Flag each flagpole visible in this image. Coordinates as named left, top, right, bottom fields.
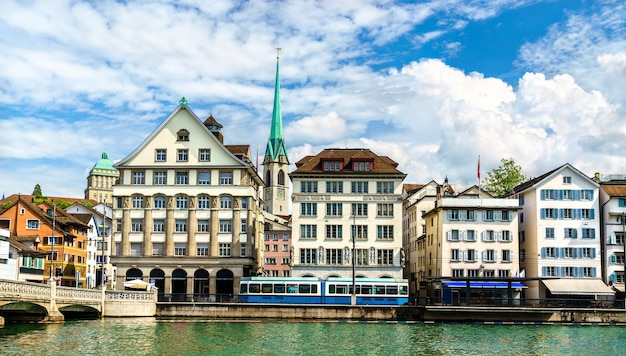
left=477, top=155, right=481, bottom=200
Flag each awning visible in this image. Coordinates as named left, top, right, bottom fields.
left=542, top=279, right=615, bottom=296
left=443, top=281, right=527, bottom=289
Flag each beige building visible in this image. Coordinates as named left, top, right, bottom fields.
left=85, top=151, right=119, bottom=205
left=111, top=99, right=264, bottom=300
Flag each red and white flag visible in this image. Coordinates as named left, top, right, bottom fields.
left=477, top=156, right=481, bottom=180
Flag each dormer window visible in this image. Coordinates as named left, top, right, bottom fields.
left=353, top=160, right=372, bottom=171
left=177, top=129, right=190, bottom=141
left=323, top=161, right=341, bottom=171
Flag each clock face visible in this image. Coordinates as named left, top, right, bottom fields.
left=265, top=189, right=271, bottom=199
left=277, top=188, right=285, bottom=200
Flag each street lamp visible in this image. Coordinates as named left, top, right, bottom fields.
left=49, top=205, right=56, bottom=282
left=351, top=214, right=356, bottom=306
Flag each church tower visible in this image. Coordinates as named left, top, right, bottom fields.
left=263, top=50, right=290, bottom=214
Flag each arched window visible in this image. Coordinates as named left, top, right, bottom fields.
left=177, top=129, right=189, bottom=141
left=220, top=196, right=232, bottom=209
left=154, top=195, right=166, bottom=209
left=265, top=170, right=271, bottom=186
left=176, top=195, right=188, bottom=209
left=278, top=170, right=285, bottom=186
left=197, top=195, right=211, bottom=209
left=132, top=195, right=144, bottom=209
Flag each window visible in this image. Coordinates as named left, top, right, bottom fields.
left=502, top=250, right=512, bottom=262
left=482, top=230, right=495, bottom=242
left=448, top=210, right=460, bottom=220
left=377, top=225, right=393, bottom=240
left=176, top=195, right=188, bottom=209
left=451, top=249, right=460, bottom=262
left=376, top=181, right=394, bottom=194
left=466, top=230, right=476, bottom=241
left=352, top=161, right=372, bottom=171
left=154, top=195, right=166, bottom=209
left=563, top=176, right=571, bottom=184
left=447, top=230, right=460, bottom=241
left=352, top=225, right=368, bottom=240
left=265, top=257, right=277, bottom=265
left=177, top=149, right=188, bottom=161
left=320, top=180, right=340, bottom=193
left=197, top=243, right=208, bottom=256
left=177, top=129, right=189, bottom=141
left=498, top=270, right=510, bottom=278
left=273, top=234, right=279, bottom=241
left=466, top=249, right=476, bottom=262
left=542, top=208, right=557, bottom=219
left=581, top=248, right=593, bottom=258
left=197, top=220, right=209, bottom=233
left=564, top=228, right=577, bottom=239
left=562, top=189, right=572, bottom=200
left=300, top=248, right=317, bottom=264
left=132, top=171, right=145, bottom=185
left=326, top=249, right=343, bottom=265
left=219, top=220, right=232, bottom=233
left=377, top=249, right=393, bottom=265
left=301, top=203, right=317, bottom=216
left=483, top=270, right=495, bottom=278
left=326, top=203, right=342, bottom=216
left=220, top=172, right=233, bottom=185
left=301, top=181, right=318, bottom=193
left=152, top=244, right=164, bottom=256
left=351, top=181, right=368, bottom=194
left=132, top=195, right=144, bottom=208
left=278, top=171, right=285, bottom=185
left=500, top=230, right=511, bottom=241
left=240, top=218, right=247, bottom=233
left=563, top=208, right=573, bottom=219
left=300, top=225, right=317, bottom=239
left=197, top=195, right=210, bottom=209
left=452, top=269, right=464, bottom=277
left=175, top=171, right=190, bottom=185
left=355, top=249, right=368, bottom=265
left=131, top=219, right=143, bottom=232
left=467, top=269, right=480, bottom=278
left=199, top=149, right=211, bottom=161
left=582, top=267, right=594, bottom=277
left=283, top=234, right=289, bottom=241
left=130, top=243, right=142, bottom=256
left=220, top=196, right=232, bottom=209
left=26, top=220, right=39, bottom=230
left=581, top=190, right=592, bottom=200
left=155, top=149, right=167, bottom=161
left=198, top=171, right=210, bottom=185
left=543, top=189, right=555, bottom=200
left=351, top=203, right=368, bottom=217
left=219, top=243, right=231, bottom=257
left=580, top=228, right=595, bottom=239
left=154, top=171, right=167, bottom=185
left=323, top=161, right=341, bottom=171
left=241, top=243, right=247, bottom=257
left=281, top=257, right=289, bottom=265
left=484, top=249, right=496, bottom=262
left=153, top=219, right=165, bottom=232
left=544, top=266, right=556, bottom=277
left=175, top=219, right=187, bottom=232
left=546, top=227, right=555, bottom=239
left=325, top=225, right=342, bottom=239
left=564, top=267, right=575, bottom=277
left=545, top=247, right=556, bottom=258
left=377, top=203, right=393, bottom=217
left=174, top=243, right=186, bottom=256
left=282, top=244, right=289, bottom=252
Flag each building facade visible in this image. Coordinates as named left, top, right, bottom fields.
left=85, top=151, right=119, bottom=205
left=597, top=176, right=626, bottom=298
left=111, top=99, right=264, bottom=300
left=510, top=164, right=613, bottom=301
left=289, top=148, right=407, bottom=279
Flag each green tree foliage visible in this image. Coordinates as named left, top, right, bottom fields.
left=32, top=184, right=43, bottom=197
left=52, top=199, right=73, bottom=209
left=481, top=158, right=528, bottom=198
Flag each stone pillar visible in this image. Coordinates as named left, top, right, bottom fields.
left=144, top=207, right=153, bottom=257
left=45, top=280, right=65, bottom=323
left=232, top=197, right=241, bottom=257
left=165, top=196, right=175, bottom=256
left=188, top=196, right=197, bottom=257
left=121, top=198, right=131, bottom=256
left=209, top=275, right=217, bottom=301
left=210, top=199, right=219, bottom=257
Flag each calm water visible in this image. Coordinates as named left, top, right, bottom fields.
left=1, top=319, right=625, bottom=355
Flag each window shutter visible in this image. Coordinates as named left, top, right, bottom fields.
left=541, top=247, right=546, bottom=258
left=610, top=233, right=616, bottom=245
left=460, top=210, right=467, bottom=220
left=590, top=209, right=595, bottom=219
left=494, top=250, right=498, bottom=261
left=560, top=267, right=566, bottom=277
left=446, top=231, right=451, bottom=241
left=540, top=209, right=546, bottom=219
left=461, top=230, right=466, bottom=241
left=609, top=254, right=616, bottom=264
left=558, top=209, right=564, bottom=219
left=591, top=248, right=596, bottom=259
left=482, top=250, right=487, bottom=262
left=473, top=211, right=478, bottom=220
left=482, top=211, right=487, bottom=220
left=573, top=229, right=578, bottom=239
left=589, top=190, right=594, bottom=200
left=447, top=210, right=452, bottom=220
left=542, top=266, right=547, bottom=276
left=573, top=190, right=580, bottom=200
left=609, top=273, right=617, bottom=283
left=592, top=267, right=597, bottom=278
left=541, top=190, right=546, bottom=200
left=463, top=250, right=468, bottom=261
left=510, top=251, right=515, bottom=261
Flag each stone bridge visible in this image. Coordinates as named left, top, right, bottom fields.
left=0, top=279, right=157, bottom=323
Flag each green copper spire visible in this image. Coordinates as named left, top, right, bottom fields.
left=264, top=49, right=289, bottom=163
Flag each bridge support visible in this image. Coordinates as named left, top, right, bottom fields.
left=45, top=280, right=65, bottom=323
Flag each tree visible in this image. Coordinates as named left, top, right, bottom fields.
left=32, top=184, right=43, bottom=197
left=481, top=158, right=528, bottom=198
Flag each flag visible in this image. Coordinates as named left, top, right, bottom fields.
left=477, top=156, right=481, bottom=180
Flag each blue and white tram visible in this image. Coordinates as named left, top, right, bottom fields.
left=324, top=278, right=409, bottom=305
left=238, top=277, right=409, bottom=305
left=238, top=277, right=323, bottom=304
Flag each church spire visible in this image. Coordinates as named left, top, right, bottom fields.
left=264, top=48, right=288, bottom=164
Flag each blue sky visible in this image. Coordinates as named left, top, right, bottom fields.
left=1, top=0, right=625, bottom=198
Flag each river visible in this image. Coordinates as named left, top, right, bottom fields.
left=1, top=319, right=624, bottom=355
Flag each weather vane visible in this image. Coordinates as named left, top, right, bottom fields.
left=276, top=47, right=281, bottom=60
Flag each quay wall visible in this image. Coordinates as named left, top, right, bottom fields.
left=156, top=303, right=626, bottom=323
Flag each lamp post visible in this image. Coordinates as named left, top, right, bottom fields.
left=100, top=199, right=108, bottom=319
left=351, top=214, right=356, bottom=306
left=49, top=205, right=56, bottom=282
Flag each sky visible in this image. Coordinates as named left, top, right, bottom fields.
left=1, top=0, right=625, bottom=198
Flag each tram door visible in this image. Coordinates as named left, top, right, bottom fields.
left=216, top=269, right=234, bottom=302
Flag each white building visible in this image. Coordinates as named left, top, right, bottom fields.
left=112, top=99, right=264, bottom=299
left=0, top=228, right=15, bottom=279
left=597, top=177, right=626, bottom=297
left=420, top=186, right=523, bottom=304
left=510, top=163, right=613, bottom=301
left=289, top=148, right=407, bottom=279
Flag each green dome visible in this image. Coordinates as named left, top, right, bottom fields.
left=93, top=152, right=117, bottom=171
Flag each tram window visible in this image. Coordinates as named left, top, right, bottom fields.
left=299, top=284, right=311, bottom=294
left=274, top=284, right=286, bottom=293
left=287, top=284, right=298, bottom=293
left=262, top=284, right=273, bottom=293
left=336, top=285, right=348, bottom=294
left=249, top=284, right=260, bottom=293
left=311, top=285, right=317, bottom=293
left=386, top=286, right=398, bottom=295
left=349, top=286, right=359, bottom=295
left=400, top=286, right=408, bottom=295
left=374, top=285, right=386, bottom=295
left=329, top=285, right=336, bottom=294
left=361, top=285, right=372, bottom=295
left=239, top=284, right=248, bottom=294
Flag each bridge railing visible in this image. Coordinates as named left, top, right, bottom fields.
left=0, top=279, right=51, bottom=300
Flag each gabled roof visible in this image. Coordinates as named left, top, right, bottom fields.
left=403, top=183, right=426, bottom=195
left=509, top=163, right=598, bottom=195
left=9, top=237, right=45, bottom=255
left=456, top=185, right=494, bottom=198
left=0, top=194, right=96, bottom=206
left=290, top=148, right=405, bottom=176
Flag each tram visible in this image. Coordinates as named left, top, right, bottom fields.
left=238, top=277, right=409, bottom=305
